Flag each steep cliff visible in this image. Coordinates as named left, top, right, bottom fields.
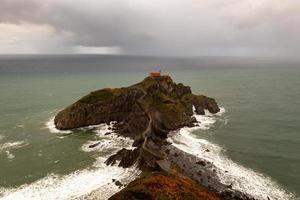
left=55, top=76, right=219, bottom=132
left=55, top=76, right=220, bottom=170
left=54, top=75, right=226, bottom=200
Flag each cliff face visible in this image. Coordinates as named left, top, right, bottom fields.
left=55, top=75, right=220, bottom=170
left=54, top=75, right=223, bottom=200
left=54, top=76, right=219, bottom=132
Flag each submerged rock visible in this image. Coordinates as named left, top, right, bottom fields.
left=88, top=142, right=101, bottom=148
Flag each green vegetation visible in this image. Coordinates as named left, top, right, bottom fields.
left=78, top=88, right=123, bottom=104
left=54, top=75, right=221, bottom=200
left=55, top=75, right=219, bottom=132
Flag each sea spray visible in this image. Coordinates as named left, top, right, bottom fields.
left=169, top=108, right=296, bottom=200
left=46, top=117, right=72, bottom=134
left=3, top=108, right=295, bottom=200
left=0, top=158, right=140, bottom=200
left=5, top=151, right=15, bottom=160
left=0, top=141, right=27, bottom=153
left=81, top=122, right=135, bottom=153
left=0, top=119, right=140, bottom=200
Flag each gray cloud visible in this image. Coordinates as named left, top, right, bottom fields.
left=0, top=0, right=299, bottom=56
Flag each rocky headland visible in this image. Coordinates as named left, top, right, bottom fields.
left=55, top=75, right=257, bottom=200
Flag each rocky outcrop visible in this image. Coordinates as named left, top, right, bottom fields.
left=193, top=95, right=220, bottom=115
left=55, top=75, right=226, bottom=199
left=55, top=76, right=219, bottom=132
left=54, top=88, right=145, bottom=131
left=55, top=75, right=220, bottom=169
left=105, top=148, right=140, bottom=168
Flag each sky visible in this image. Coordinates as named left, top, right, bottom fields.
left=0, top=0, right=299, bottom=57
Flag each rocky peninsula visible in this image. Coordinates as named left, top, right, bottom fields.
left=55, top=75, right=257, bottom=200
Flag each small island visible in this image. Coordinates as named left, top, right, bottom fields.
left=55, top=75, right=256, bottom=200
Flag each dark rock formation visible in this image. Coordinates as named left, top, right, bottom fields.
left=54, top=76, right=219, bottom=132
left=54, top=75, right=250, bottom=200
left=105, top=148, right=139, bottom=168
left=55, top=75, right=220, bottom=170
left=162, top=145, right=257, bottom=200
left=88, top=142, right=101, bottom=148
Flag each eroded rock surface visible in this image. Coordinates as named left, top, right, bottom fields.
left=55, top=76, right=219, bottom=132
left=55, top=76, right=220, bottom=170
left=55, top=76, right=253, bottom=200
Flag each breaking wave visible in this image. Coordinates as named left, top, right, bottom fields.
left=169, top=107, right=296, bottom=200
left=0, top=141, right=27, bottom=153
left=5, top=151, right=15, bottom=160
left=1, top=108, right=296, bottom=200
left=81, top=122, right=134, bottom=153
left=0, top=120, right=140, bottom=200
left=45, top=117, right=72, bottom=134
left=0, top=158, right=140, bottom=200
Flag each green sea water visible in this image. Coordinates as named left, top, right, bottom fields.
left=0, top=55, right=299, bottom=199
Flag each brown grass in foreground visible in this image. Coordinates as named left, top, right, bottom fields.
left=109, top=172, right=220, bottom=200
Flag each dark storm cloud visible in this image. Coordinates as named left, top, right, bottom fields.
left=0, top=0, right=154, bottom=47
left=0, top=0, right=300, bottom=56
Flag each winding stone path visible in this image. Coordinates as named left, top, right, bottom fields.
left=137, top=90, right=165, bottom=161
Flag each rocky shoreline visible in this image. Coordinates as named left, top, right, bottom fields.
left=55, top=75, right=261, bottom=200
left=160, top=145, right=256, bottom=200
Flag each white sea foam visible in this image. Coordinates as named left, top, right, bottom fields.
left=81, top=122, right=134, bottom=153
left=22, top=109, right=295, bottom=200
left=5, top=151, right=15, bottom=160
left=0, top=119, right=140, bottom=200
left=169, top=107, right=296, bottom=200
left=0, top=141, right=27, bottom=153
left=188, top=106, right=226, bottom=130
left=0, top=157, right=140, bottom=200
left=46, top=117, right=72, bottom=134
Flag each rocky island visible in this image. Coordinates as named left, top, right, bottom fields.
left=55, top=75, right=256, bottom=200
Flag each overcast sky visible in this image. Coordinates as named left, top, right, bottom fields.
left=0, top=0, right=299, bottom=57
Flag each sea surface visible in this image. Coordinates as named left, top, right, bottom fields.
left=0, top=55, right=299, bottom=199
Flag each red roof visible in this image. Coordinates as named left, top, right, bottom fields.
left=150, top=71, right=161, bottom=77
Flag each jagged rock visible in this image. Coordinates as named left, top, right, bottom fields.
left=105, top=148, right=139, bottom=168
left=54, top=75, right=226, bottom=200
left=196, top=160, right=207, bottom=166
left=132, top=137, right=144, bottom=147
left=193, top=95, right=220, bottom=115
left=219, top=189, right=256, bottom=200
left=115, top=180, right=123, bottom=187
left=54, top=75, right=220, bottom=170
left=88, top=142, right=101, bottom=148
left=54, top=76, right=220, bottom=133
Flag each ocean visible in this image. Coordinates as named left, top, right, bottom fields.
left=0, top=55, right=299, bottom=199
